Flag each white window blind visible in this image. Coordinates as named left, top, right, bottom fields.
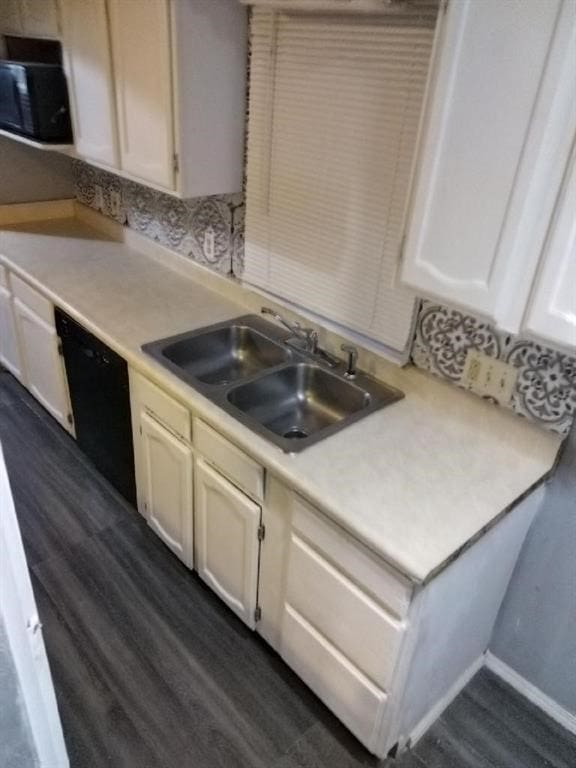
left=244, top=8, right=437, bottom=352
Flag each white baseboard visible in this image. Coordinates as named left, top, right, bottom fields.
left=406, top=654, right=486, bottom=748
left=485, top=652, right=576, bottom=735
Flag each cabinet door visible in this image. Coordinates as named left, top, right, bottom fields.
left=20, top=0, right=59, bottom=37
left=195, top=458, right=261, bottom=629
left=140, top=411, right=193, bottom=567
left=13, top=299, right=71, bottom=430
left=401, top=0, right=575, bottom=333
left=60, top=0, right=118, bottom=167
left=0, top=287, right=25, bottom=382
left=523, top=149, right=576, bottom=352
left=108, top=0, right=174, bottom=189
left=0, top=0, right=23, bottom=34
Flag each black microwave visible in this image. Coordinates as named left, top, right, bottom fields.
left=0, top=61, right=73, bottom=143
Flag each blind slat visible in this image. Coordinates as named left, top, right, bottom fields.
left=244, top=8, right=436, bottom=351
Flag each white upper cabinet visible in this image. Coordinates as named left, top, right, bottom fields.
left=0, top=0, right=59, bottom=37
left=401, top=0, right=576, bottom=342
left=61, top=0, right=247, bottom=196
left=19, top=0, right=59, bottom=37
left=523, top=149, right=576, bottom=352
left=107, top=0, right=174, bottom=189
left=0, top=0, right=23, bottom=34
left=60, top=0, right=118, bottom=168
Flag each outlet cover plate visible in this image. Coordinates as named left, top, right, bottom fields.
left=462, top=349, right=518, bottom=405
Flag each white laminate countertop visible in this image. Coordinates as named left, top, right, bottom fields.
left=0, top=210, right=562, bottom=584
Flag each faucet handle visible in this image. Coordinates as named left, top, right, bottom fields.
left=341, top=344, right=358, bottom=379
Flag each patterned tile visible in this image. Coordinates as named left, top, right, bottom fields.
left=411, top=300, right=576, bottom=435
left=73, top=160, right=241, bottom=275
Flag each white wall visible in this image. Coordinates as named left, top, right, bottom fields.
left=0, top=137, right=74, bottom=205
left=491, top=423, right=576, bottom=715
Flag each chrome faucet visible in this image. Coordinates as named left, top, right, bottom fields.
left=261, top=307, right=318, bottom=353
left=261, top=307, right=341, bottom=367
left=341, top=344, right=358, bottom=379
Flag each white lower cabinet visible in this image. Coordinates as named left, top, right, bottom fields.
left=194, top=457, right=261, bottom=629
left=0, top=284, right=24, bottom=382
left=12, top=297, right=71, bottom=431
left=140, top=410, right=193, bottom=567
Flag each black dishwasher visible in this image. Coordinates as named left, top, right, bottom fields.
left=55, top=308, right=136, bottom=506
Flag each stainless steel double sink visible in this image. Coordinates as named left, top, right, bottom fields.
left=142, top=315, right=403, bottom=453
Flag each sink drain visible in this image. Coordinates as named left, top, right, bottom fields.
left=283, top=427, right=308, bottom=440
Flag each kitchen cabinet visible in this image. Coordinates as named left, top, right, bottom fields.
left=0, top=270, right=24, bottom=381
left=0, top=0, right=23, bottom=35
left=523, top=148, right=576, bottom=352
left=0, top=0, right=59, bottom=37
left=61, top=0, right=247, bottom=196
left=13, top=299, right=71, bottom=429
left=195, top=458, right=262, bottom=629
left=107, top=0, right=173, bottom=188
left=60, top=0, right=118, bottom=168
left=401, top=0, right=576, bottom=347
left=10, top=274, right=72, bottom=431
left=140, top=410, right=194, bottom=567
left=257, top=477, right=543, bottom=757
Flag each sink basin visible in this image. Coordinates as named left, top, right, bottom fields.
left=227, top=362, right=400, bottom=451
left=142, top=317, right=291, bottom=386
left=142, top=315, right=404, bottom=452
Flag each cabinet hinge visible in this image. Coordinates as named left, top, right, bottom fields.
left=139, top=425, right=142, bottom=436
left=173, top=153, right=179, bottom=174
left=67, top=413, right=73, bottom=426
left=57, top=341, right=63, bottom=356
left=257, top=524, right=266, bottom=542
left=254, top=606, right=262, bottom=623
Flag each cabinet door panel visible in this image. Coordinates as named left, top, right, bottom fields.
left=60, top=0, right=118, bottom=167
left=281, top=605, right=387, bottom=751
left=401, top=0, right=573, bottom=332
left=20, top=0, right=59, bottom=37
left=0, top=287, right=24, bottom=382
left=195, top=458, right=260, bottom=629
left=108, top=0, right=174, bottom=188
left=141, top=411, right=193, bottom=567
left=524, top=149, right=576, bottom=351
left=14, top=299, right=71, bottom=430
left=0, top=0, right=22, bottom=34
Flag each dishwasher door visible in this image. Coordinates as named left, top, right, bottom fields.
left=55, top=309, right=136, bottom=506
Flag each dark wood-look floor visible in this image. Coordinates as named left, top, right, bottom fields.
left=1, top=369, right=575, bottom=768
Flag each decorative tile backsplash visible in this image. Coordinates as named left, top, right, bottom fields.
left=73, top=160, right=245, bottom=276
left=412, top=300, right=576, bottom=435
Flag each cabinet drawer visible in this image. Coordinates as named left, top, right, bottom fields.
left=281, top=605, right=387, bottom=750
left=293, top=495, right=412, bottom=619
left=0, top=265, right=8, bottom=288
left=286, top=534, right=404, bottom=692
left=194, top=418, right=264, bottom=500
left=133, top=372, right=191, bottom=442
left=10, top=274, right=53, bottom=325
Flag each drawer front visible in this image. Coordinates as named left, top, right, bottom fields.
left=293, top=495, right=412, bottom=619
left=0, top=265, right=8, bottom=288
left=10, top=273, right=53, bottom=325
left=286, top=534, right=404, bottom=691
left=194, top=418, right=264, bottom=500
left=281, top=605, right=386, bottom=750
left=134, top=372, right=191, bottom=442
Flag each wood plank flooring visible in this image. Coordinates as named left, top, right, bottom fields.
left=1, top=370, right=575, bottom=768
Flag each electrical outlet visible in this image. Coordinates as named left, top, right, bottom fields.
left=462, top=349, right=518, bottom=405
left=109, top=189, right=122, bottom=219
left=94, top=184, right=104, bottom=212
left=203, top=227, right=216, bottom=262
